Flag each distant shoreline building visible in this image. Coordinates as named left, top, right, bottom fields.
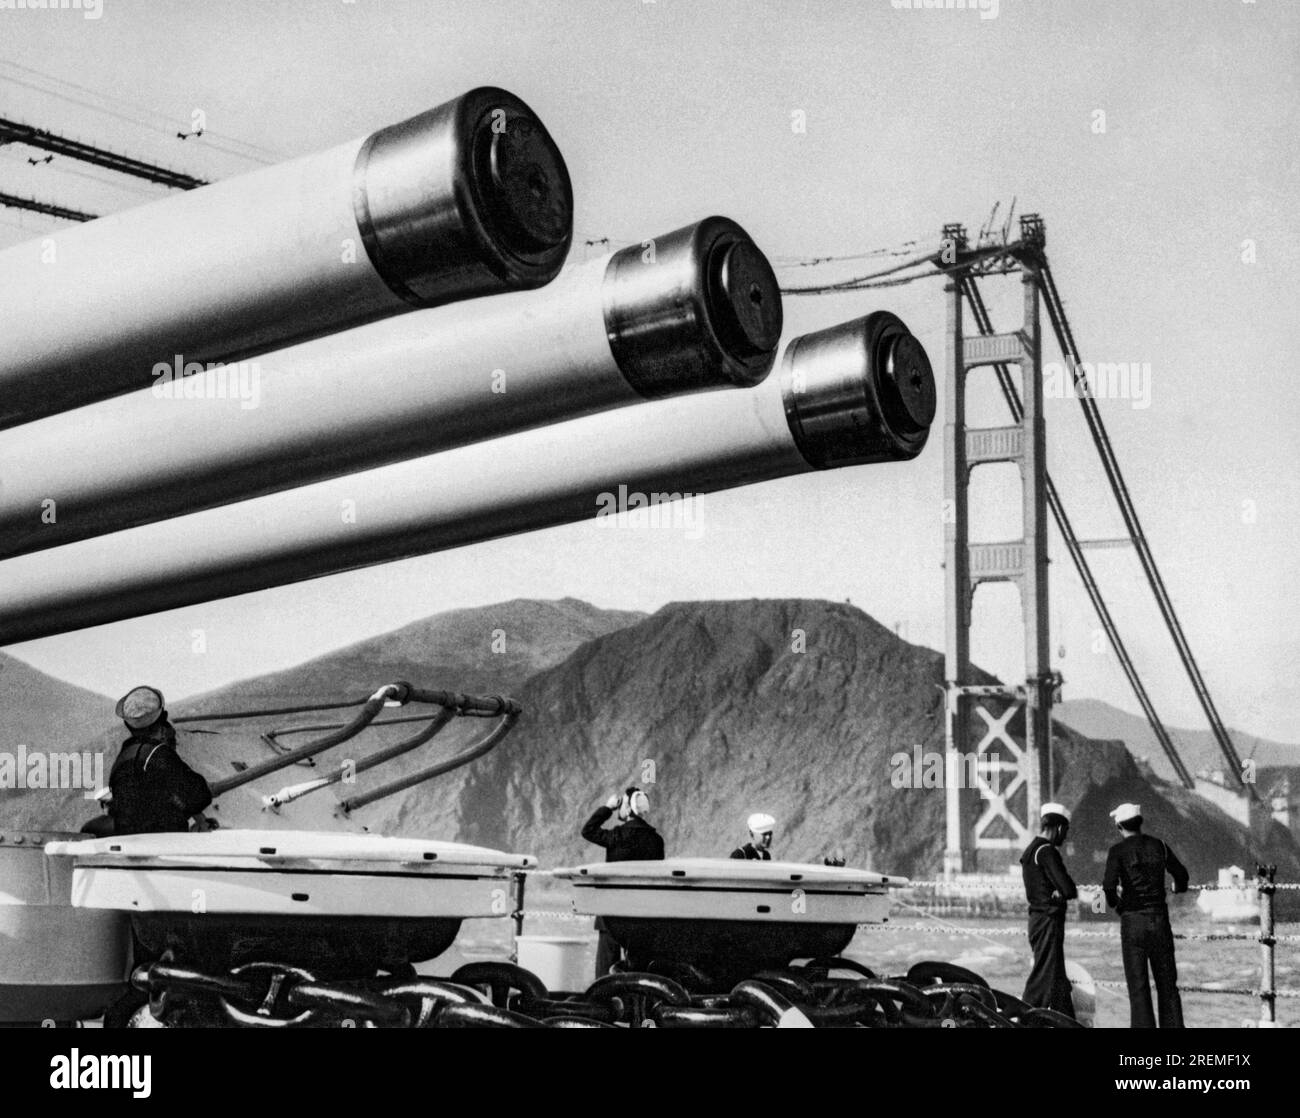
left=1193, top=768, right=1251, bottom=828
left=1192, top=767, right=1300, bottom=839
left=1267, top=774, right=1299, bottom=841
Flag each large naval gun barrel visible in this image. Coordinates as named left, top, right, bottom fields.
left=0, top=87, right=572, bottom=429
left=0, top=312, right=935, bottom=645
left=0, top=218, right=780, bottom=558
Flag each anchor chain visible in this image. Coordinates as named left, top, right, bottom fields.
left=126, top=956, right=1087, bottom=1029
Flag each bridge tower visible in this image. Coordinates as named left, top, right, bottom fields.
left=941, top=217, right=1057, bottom=875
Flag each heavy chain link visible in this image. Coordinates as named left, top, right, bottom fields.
left=128, top=957, right=1088, bottom=1029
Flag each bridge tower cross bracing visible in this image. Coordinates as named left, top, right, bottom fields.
left=942, top=218, right=1056, bottom=876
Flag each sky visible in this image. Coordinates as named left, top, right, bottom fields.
left=2, top=1, right=1297, bottom=743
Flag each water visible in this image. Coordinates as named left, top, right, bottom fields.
left=845, top=916, right=1297, bottom=1029
left=457, top=880, right=1297, bottom=1028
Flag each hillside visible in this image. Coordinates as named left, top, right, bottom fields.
left=0, top=653, right=116, bottom=832
left=1057, top=697, right=1300, bottom=781
left=449, top=600, right=1300, bottom=880
left=0, top=652, right=112, bottom=752
left=177, top=597, right=645, bottom=715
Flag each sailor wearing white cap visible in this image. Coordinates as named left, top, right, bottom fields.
left=731, top=812, right=777, bottom=860
left=581, top=785, right=665, bottom=976
left=1103, top=802, right=1189, bottom=1028
left=1019, top=800, right=1078, bottom=1018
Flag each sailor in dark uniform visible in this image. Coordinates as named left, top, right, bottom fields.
left=88, top=686, right=214, bottom=1028
left=581, top=787, right=664, bottom=975
left=730, top=813, right=776, bottom=860
left=84, top=685, right=212, bottom=837
left=1103, top=802, right=1189, bottom=1028
left=1020, top=801, right=1078, bottom=1018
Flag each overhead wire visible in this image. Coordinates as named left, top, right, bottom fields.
left=0, top=57, right=283, bottom=166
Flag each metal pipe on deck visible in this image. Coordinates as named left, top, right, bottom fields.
left=0, top=87, right=572, bottom=428
left=205, top=685, right=519, bottom=797
left=338, top=709, right=521, bottom=814
left=0, top=218, right=781, bottom=557
left=261, top=708, right=458, bottom=810
left=207, top=684, right=402, bottom=797
left=0, top=312, right=935, bottom=645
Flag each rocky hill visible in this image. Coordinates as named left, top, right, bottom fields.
left=449, top=600, right=1300, bottom=881
left=177, top=597, right=645, bottom=715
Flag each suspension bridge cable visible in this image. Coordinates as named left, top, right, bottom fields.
left=0, top=147, right=161, bottom=197
left=0, top=117, right=208, bottom=190
left=779, top=241, right=1014, bottom=296
left=960, top=272, right=1195, bottom=789
left=772, top=242, right=922, bottom=267
left=1036, top=259, right=1248, bottom=791
left=779, top=251, right=938, bottom=294
left=0, top=190, right=95, bottom=222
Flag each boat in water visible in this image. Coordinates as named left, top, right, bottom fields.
left=1196, top=866, right=1261, bottom=924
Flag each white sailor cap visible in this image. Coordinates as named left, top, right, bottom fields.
left=1110, top=802, right=1141, bottom=824
left=1040, top=802, right=1070, bottom=821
